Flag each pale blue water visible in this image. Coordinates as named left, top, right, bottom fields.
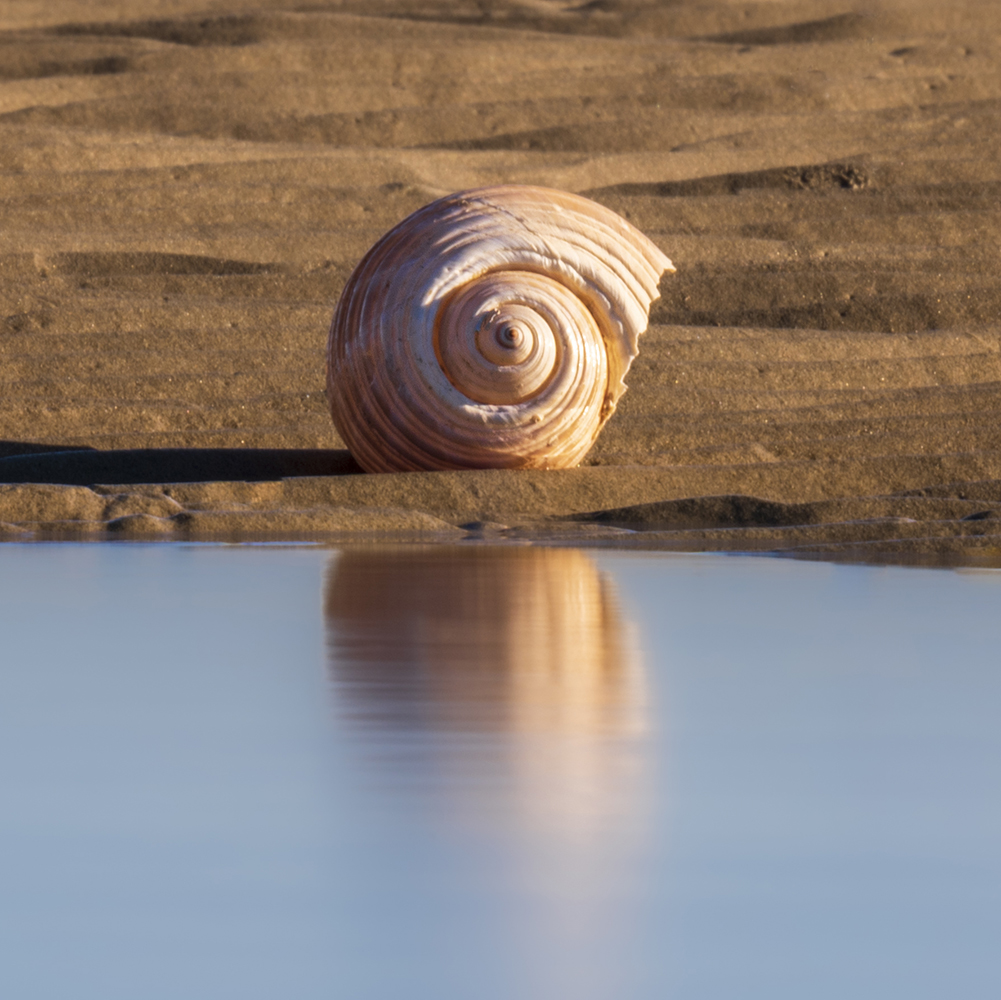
left=0, top=544, right=999, bottom=999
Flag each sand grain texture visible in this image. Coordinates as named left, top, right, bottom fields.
left=1, top=0, right=999, bottom=559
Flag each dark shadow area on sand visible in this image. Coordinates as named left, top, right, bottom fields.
left=0, top=444, right=362, bottom=485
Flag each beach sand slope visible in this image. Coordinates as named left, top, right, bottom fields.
left=1, top=0, right=999, bottom=560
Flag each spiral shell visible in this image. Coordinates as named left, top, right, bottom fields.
left=327, top=185, right=673, bottom=473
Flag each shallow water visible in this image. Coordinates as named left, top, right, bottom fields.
left=1, top=544, right=999, bottom=1000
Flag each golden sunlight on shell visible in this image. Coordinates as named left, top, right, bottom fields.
left=326, top=185, right=674, bottom=473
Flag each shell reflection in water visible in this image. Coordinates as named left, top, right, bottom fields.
left=324, top=547, right=650, bottom=990
left=327, top=185, right=674, bottom=472
left=325, top=547, right=647, bottom=846
left=324, top=546, right=645, bottom=742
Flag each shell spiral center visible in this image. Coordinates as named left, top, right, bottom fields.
left=434, top=271, right=599, bottom=406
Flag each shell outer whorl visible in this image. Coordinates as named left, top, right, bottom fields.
left=327, top=185, right=674, bottom=473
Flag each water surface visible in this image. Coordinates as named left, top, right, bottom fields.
left=1, top=544, right=999, bottom=999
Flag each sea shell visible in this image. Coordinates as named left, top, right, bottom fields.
left=326, top=185, right=674, bottom=473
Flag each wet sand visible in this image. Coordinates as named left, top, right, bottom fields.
left=1, top=0, right=999, bottom=560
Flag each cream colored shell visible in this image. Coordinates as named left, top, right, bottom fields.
left=326, top=185, right=673, bottom=473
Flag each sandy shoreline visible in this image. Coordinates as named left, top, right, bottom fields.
left=1, top=0, right=999, bottom=561
left=3, top=467, right=1000, bottom=566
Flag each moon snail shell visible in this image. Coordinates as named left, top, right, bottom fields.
left=326, top=185, right=674, bottom=473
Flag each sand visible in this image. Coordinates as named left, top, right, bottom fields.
left=1, top=0, right=999, bottom=562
